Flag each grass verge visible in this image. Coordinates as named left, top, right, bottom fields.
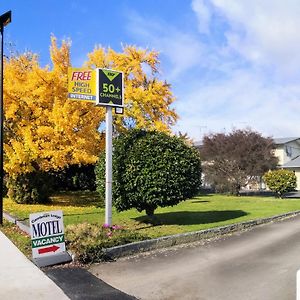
left=4, top=192, right=300, bottom=238
left=0, top=220, right=31, bottom=258
left=3, top=192, right=300, bottom=263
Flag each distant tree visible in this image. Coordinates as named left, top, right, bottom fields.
left=4, top=38, right=104, bottom=177
left=95, top=129, right=202, bottom=216
left=200, top=129, right=278, bottom=195
left=263, top=169, right=296, bottom=198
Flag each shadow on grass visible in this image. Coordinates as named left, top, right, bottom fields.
left=63, top=212, right=101, bottom=217
left=239, top=190, right=275, bottom=197
left=134, top=210, right=248, bottom=226
left=191, top=200, right=210, bottom=204
left=50, top=191, right=104, bottom=208
left=20, top=211, right=102, bottom=222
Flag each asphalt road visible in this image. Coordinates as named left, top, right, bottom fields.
left=45, top=267, right=137, bottom=300
left=90, top=215, right=300, bottom=300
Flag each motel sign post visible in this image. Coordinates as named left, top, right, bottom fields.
left=68, top=67, right=124, bottom=226
left=96, top=68, right=124, bottom=226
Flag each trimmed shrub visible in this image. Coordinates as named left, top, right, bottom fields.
left=65, top=223, right=148, bottom=263
left=263, top=169, right=297, bottom=198
left=95, top=129, right=202, bottom=216
left=6, top=164, right=96, bottom=204
left=7, top=172, right=53, bottom=204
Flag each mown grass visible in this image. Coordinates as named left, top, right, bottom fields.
left=4, top=192, right=300, bottom=238
left=0, top=220, right=31, bottom=257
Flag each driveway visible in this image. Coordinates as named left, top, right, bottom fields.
left=90, top=215, right=300, bottom=300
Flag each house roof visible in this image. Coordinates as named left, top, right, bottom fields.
left=194, top=140, right=203, bottom=148
left=274, top=137, right=300, bottom=145
left=194, top=137, right=300, bottom=148
left=282, top=155, right=300, bottom=168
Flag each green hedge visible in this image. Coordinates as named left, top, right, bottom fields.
left=7, top=172, right=53, bottom=204
left=96, top=129, right=202, bottom=216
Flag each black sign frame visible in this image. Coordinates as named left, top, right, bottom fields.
left=96, top=68, right=124, bottom=107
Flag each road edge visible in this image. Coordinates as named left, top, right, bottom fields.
left=103, top=210, right=300, bottom=259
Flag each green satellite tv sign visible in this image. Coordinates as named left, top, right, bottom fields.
left=96, top=68, right=124, bottom=107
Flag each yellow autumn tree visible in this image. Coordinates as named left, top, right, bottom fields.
left=4, top=37, right=104, bottom=177
left=85, top=45, right=177, bottom=133
left=4, top=37, right=177, bottom=178
left=3, top=37, right=177, bottom=203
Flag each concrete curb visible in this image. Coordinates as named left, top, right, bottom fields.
left=5, top=209, right=300, bottom=260
left=3, top=211, right=30, bottom=235
left=103, top=210, right=300, bottom=259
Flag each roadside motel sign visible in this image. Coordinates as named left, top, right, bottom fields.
left=67, top=67, right=124, bottom=226
left=30, top=210, right=66, bottom=260
left=68, top=68, right=97, bottom=102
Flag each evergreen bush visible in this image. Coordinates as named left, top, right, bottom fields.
left=7, top=172, right=53, bottom=204
left=263, top=169, right=297, bottom=198
left=95, top=129, right=202, bottom=216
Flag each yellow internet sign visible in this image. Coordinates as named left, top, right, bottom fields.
left=68, top=68, right=96, bottom=102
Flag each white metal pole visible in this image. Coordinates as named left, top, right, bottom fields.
left=105, top=106, right=113, bottom=226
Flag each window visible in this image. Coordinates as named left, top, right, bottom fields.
left=285, top=145, right=292, bottom=157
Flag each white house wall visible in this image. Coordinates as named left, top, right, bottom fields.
left=294, top=169, right=300, bottom=190
left=275, top=140, right=300, bottom=166
left=274, top=147, right=285, bottom=166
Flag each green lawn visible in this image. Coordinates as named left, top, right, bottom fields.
left=0, top=220, right=31, bottom=257
left=4, top=192, right=300, bottom=238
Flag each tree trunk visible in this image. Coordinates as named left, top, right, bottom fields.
left=145, top=205, right=155, bottom=216
left=233, top=183, right=241, bottom=196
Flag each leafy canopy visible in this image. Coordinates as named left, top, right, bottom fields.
left=263, top=169, right=296, bottom=198
left=85, top=45, right=177, bottom=132
left=4, top=37, right=177, bottom=177
left=95, top=129, right=202, bottom=216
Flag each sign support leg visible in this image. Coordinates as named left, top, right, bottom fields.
left=105, top=106, right=113, bottom=226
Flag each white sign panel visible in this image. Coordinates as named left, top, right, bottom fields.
left=29, top=210, right=65, bottom=259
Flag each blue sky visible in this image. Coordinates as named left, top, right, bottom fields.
left=2, top=1, right=300, bottom=140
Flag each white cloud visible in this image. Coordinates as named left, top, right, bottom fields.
left=125, top=12, right=204, bottom=80
left=126, top=3, right=300, bottom=141
left=173, top=69, right=300, bottom=140
left=191, top=0, right=212, bottom=34
left=193, top=0, right=300, bottom=78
